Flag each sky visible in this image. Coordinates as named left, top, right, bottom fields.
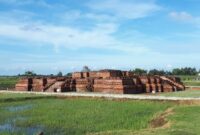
left=0, top=0, right=200, bottom=75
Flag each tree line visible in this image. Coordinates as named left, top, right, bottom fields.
left=17, top=67, right=200, bottom=77
left=18, top=66, right=91, bottom=77
left=18, top=71, right=71, bottom=77
left=131, top=67, right=199, bottom=76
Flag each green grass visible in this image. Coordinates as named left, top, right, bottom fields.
left=158, top=90, right=200, bottom=98
left=102, top=104, right=200, bottom=135
left=0, top=93, right=172, bottom=135
left=1, top=93, right=200, bottom=135
left=0, top=77, right=19, bottom=89
left=183, top=81, right=200, bottom=86
left=176, top=75, right=199, bottom=81
left=168, top=105, right=200, bottom=134
left=173, top=75, right=200, bottom=86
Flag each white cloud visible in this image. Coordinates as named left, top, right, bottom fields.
left=62, top=10, right=115, bottom=22
left=166, top=64, right=173, bottom=69
left=1, top=1, right=200, bottom=74
left=169, top=11, right=193, bottom=21
left=61, top=10, right=82, bottom=21
left=0, top=0, right=52, bottom=7
left=0, top=0, right=160, bottom=56
left=58, top=0, right=161, bottom=25
left=0, top=1, right=152, bottom=54
left=84, top=13, right=115, bottom=22
left=0, top=10, right=36, bottom=23
left=0, top=0, right=29, bottom=4
left=169, top=11, right=200, bottom=27
left=87, top=0, right=161, bottom=19
left=0, top=21, right=150, bottom=54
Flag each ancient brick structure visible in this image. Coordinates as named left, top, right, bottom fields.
left=15, top=78, right=32, bottom=91
left=15, top=69, right=185, bottom=94
left=75, top=78, right=94, bottom=92
left=32, top=78, right=47, bottom=92
left=93, top=78, right=143, bottom=94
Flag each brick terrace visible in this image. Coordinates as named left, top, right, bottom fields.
left=15, top=69, right=185, bottom=94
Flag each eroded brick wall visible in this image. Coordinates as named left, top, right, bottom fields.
left=32, top=78, right=47, bottom=92
left=15, top=70, right=184, bottom=94
left=15, top=78, right=32, bottom=91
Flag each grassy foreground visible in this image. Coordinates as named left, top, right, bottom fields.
left=183, top=81, right=200, bottom=86
left=0, top=93, right=200, bottom=135
left=158, top=90, right=200, bottom=98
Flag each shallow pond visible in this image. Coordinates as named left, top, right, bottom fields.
left=0, top=123, right=44, bottom=134
left=6, top=104, right=33, bottom=112
left=0, top=104, right=44, bottom=134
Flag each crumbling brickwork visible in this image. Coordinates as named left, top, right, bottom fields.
left=75, top=78, right=94, bottom=92
left=15, top=78, right=32, bottom=91
left=32, top=78, right=47, bottom=92
left=15, top=69, right=185, bottom=94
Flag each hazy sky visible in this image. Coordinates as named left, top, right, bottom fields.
left=0, top=0, right=200, bottom=75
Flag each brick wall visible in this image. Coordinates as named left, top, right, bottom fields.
left=15, top=70, right=184, bottom=94
left=72, top=72, right=83, bottom=78
left=93, top=78, right=144, bottom=94
left=15, top=78, right=32, bottom=91
left=32, top=78, right=47, bottom=92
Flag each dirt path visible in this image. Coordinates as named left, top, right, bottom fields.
left=1, top=90, right=200, bottom=101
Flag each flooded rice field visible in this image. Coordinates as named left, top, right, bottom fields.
left=0, top=99, right=66, bottom=135
left=0, top=104, right=43, bottom=135
left=0, top=104, right=44, bottom=134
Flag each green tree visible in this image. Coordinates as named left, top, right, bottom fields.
left=132, top=68, right=147, bottom=75
left=24, top=71, right=36, bottom=76
left=172, top=67, right=197, bottom=75
left=82, top=66, right=91, bottom=72
left=57, top=71, right=63, bottom=77
left=50, top=74, right=54, bottom=77
left=148, top=69, right=166, bottom=75
left=65, top=73, right=72, bottom=77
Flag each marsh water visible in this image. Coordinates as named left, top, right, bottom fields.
left=6, top=104, right=33, bottom=112
left=0, top=104, right=44, bottom=134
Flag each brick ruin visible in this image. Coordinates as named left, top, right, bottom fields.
left=15, top=77, right=72, bottom=92
left=15, top=69, right=185, bottom=94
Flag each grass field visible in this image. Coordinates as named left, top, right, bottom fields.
left=176, top=75, right=200, bottom=86
left=157, top=90, right=200, bottom=98
left=0, top=77, right=19, bottom=89
left=0, top=93, right=200, bottom=135
left=183, top=81, right=200, bottom=86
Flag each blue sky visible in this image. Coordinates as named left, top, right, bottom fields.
left=0, top=0, right=200, bottom=75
